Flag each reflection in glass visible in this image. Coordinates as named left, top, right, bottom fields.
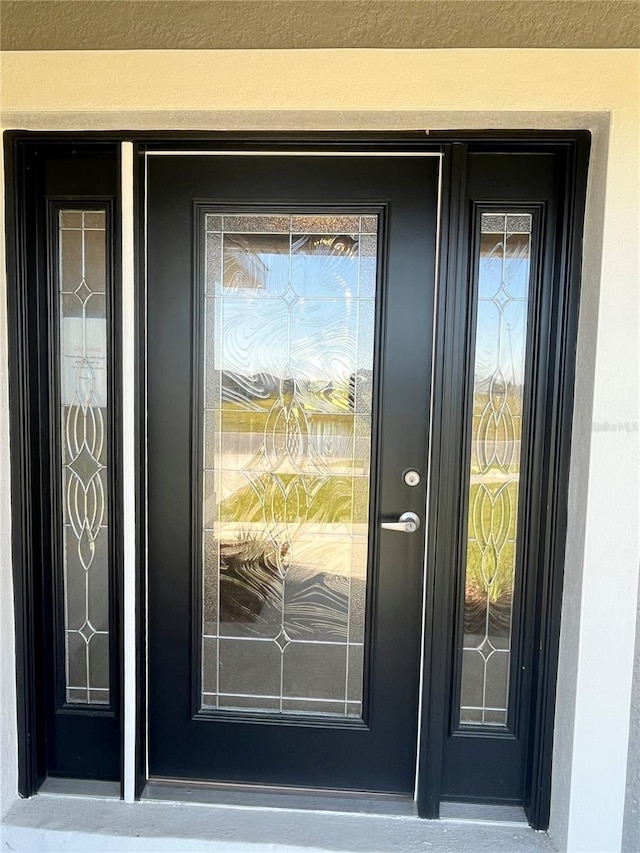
left=201, top=213, right=378, bottom=717
left=460, top=212, right=533, bottom=727
left=58, top=209, right=110, bottom=705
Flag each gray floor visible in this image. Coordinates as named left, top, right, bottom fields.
left=2, top=792, right=558, bottom=853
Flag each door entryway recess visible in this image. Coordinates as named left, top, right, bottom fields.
left=5, top=132, right=589, bottom=829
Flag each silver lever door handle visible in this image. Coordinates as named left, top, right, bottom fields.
left=380, top=511, right=420, bottom=533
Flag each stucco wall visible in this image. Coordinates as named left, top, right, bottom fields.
left=1, top=48, right=639, bottom=853
left=623, top=590, right=640, bottom=851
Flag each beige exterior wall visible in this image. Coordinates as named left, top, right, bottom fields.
left=1, top=48, right=639, bottom=853
left=0, top=48, right=636, bottom=117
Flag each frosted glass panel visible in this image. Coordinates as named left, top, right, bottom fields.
left=58, top=209, right=110, bottom=706
left=201, top=213, right=378, bottom=717
left=460, top=212, right=533, bottom=727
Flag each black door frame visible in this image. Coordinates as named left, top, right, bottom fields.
left=4, top=130, right=590, bottom=829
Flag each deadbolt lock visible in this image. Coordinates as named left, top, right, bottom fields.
left=403, top=469, right=421, bottom=487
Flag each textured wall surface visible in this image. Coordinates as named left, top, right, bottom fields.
left=0, top=0, right=639, bottom=50
left=623, top=591, right=640, bottom=852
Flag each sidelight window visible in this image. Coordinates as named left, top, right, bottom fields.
left=460, top=212, right=534, bottom=727
left=56, top=207, right=111, bottom=706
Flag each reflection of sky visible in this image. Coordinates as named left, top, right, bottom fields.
left=217, top=246, right=372, bottom=381
left=475, top=243, right=531, bottom=387
left=212, top=238, right=532, bottom=386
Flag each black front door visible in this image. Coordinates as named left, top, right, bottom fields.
left=145, top=152, right=440, bottom=792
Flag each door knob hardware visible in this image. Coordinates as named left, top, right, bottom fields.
left=380, top=511, right=421, bottom=533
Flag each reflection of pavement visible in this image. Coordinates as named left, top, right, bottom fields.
left=460, top=633, right=510, bottom=725
left=215, top=455, right=368, bottom=482
left=469, top=472, right=520, bottom=485
left=470, top=441, right=521, bottom=464
left=211, top=521, right=370, bottom=579
left=217, top=450, right=364, bottom=478
left=204, top=540, right=367, bottom=706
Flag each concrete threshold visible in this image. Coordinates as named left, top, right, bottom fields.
left=1, top=793, right=557, bottom=853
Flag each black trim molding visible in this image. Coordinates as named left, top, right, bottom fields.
left=5, top=138, right=123, bottom=790
left=417, top=136, right=590, bottom=829
left=4, top=131, right=589, bottom=830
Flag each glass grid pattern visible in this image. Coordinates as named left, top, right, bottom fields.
left=460, top=212, right=533, bottom=727
left=201, top=213, right=378, bottom=717
left=58, top=210, right=110, bottom=705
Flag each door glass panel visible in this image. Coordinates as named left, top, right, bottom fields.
left=58, top=209, right=110, bottom=705
left=201, top=213, right=378, bottom=717
left=460, top=212, right=533, bottom=727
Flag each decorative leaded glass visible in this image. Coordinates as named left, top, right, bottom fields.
left=460, top=212, right=533, bottom=727
left=58, top=209, right=110, bottom=705
left=201, top=213, right=378, bottom=717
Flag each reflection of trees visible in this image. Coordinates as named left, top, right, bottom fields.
left=220, top=473, right=368, bottom=525
left=470, top=384, right=523, bottom=476
left=465, top=377, right=523, bottom=637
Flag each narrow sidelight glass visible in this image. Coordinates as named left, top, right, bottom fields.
left=201, top=213, right=378, bottom=717
left=58, top=209, right=110, bottom=705
left=460, top=212, right=533, bottom=726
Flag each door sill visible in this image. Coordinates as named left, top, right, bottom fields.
left=440, top=801, right=528, bottom=826
left=143, top=778, right=418, bottom=816
left=39, top=776, right=121, bottom=799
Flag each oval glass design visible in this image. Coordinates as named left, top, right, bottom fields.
left=58, top=209, right=110, bottom=705
left=459, top=212, right=533, bottom=727
left=201, top=213, right=378, bottom=717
